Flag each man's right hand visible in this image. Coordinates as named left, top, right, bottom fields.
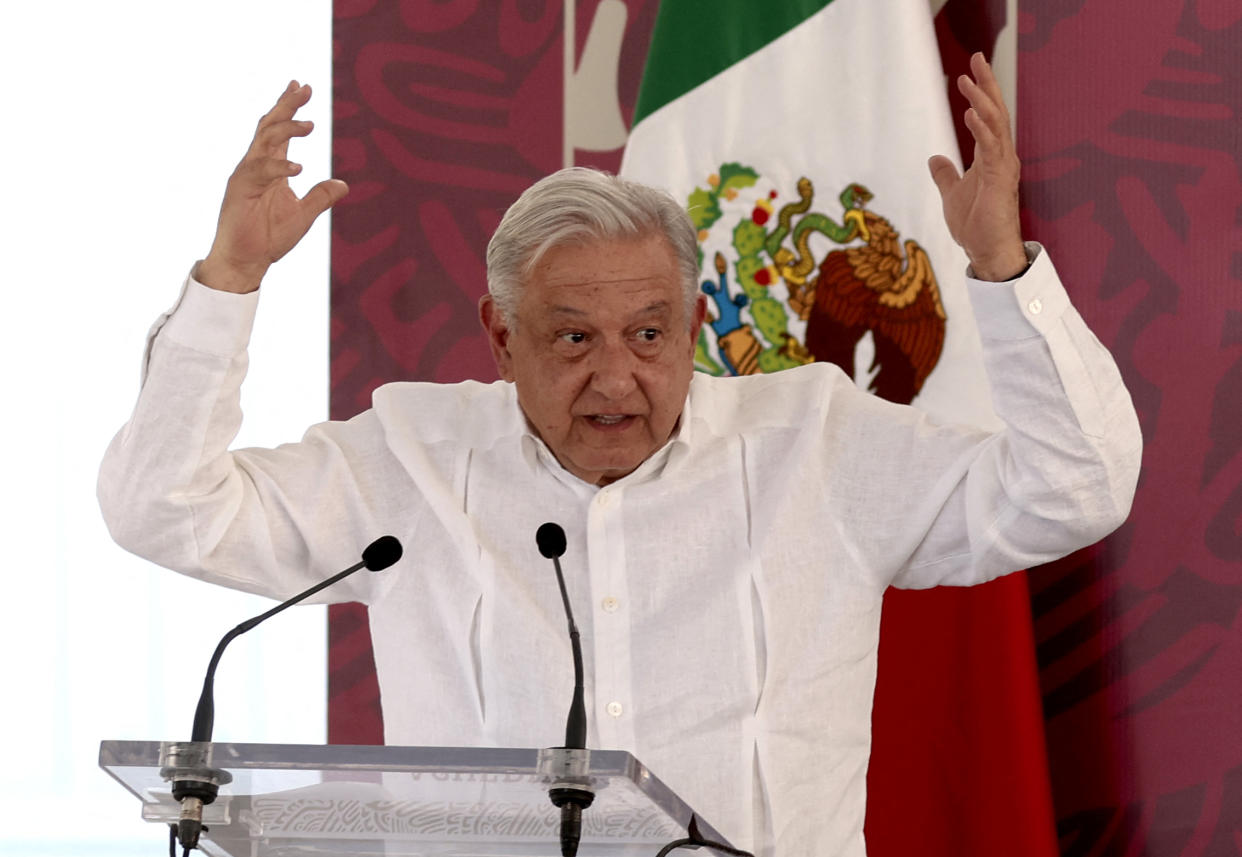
left=197, top=81, right=348, bottom=294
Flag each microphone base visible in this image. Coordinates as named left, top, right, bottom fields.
left=176, top=796, right=206, bottom=850
left=161, top=742, right=232, bottom=853
left=549, top=787, right=595, bottom=857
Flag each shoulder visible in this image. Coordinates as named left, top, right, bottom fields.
left=370, top=379, right=524, bottom=449
left=688, top=362, right=872, bottom=436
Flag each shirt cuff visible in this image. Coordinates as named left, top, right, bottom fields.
left=965, top=242, right=1071, bottom=341
left=159, top=266, right=260, bottom=357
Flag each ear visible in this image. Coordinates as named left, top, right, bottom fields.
left=688, top=293, right=707, bottom=349
left=479, top=295, right=516, bottom=381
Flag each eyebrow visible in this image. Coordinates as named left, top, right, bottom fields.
left=545, top=301, right=672, bottom=319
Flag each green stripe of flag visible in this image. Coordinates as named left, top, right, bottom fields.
left=632, top=0, right=835, bottom=126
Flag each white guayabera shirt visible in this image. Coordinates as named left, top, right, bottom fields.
left=99, top=246, right=1141, bottom=857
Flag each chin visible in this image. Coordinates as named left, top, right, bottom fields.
left=574, top=452, right=646, bottom=485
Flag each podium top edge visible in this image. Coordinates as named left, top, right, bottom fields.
left=98, top=740, right=644, bottom=776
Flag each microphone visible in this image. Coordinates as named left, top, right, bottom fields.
left=171, top=536, right=402, bottom=852
left=535, top=522, right=567, bottom=560
left=536, top=522, right=593, bottom=857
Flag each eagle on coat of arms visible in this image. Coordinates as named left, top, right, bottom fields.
left=689, top=165, right=946, bottom=406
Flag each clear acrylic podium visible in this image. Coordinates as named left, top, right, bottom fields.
left=99, top=741, right=727, bottom=856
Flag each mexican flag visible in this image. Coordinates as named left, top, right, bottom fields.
left=620, top=2, right=1058, bottom=856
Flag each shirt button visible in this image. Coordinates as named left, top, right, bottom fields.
left=601, top=596, right=619, bottom=613
left=597, top=491, right=613, bottom=508
left=606, top=701, right=624, bottom=718
left=1028, top=298, right=1043, bottom=315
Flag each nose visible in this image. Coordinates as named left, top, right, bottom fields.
left=588, top=337, right=639, bottom=400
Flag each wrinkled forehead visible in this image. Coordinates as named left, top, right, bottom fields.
left=518, top=236, right=688, bottom=323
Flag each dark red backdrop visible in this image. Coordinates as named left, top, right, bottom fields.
left=1017, top=2, right=1242, bottom=854
left=327, top=2, right=1242, bottom=854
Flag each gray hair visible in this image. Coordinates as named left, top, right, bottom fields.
left=485, top=167, right=700, bottom=323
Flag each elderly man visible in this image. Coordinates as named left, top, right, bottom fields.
left=99, top=55, right=1140, bottom=857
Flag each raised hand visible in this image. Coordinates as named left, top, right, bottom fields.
left=928, top=53, right=1026, bottom=282
left=198, top=82, right=348, bottom=294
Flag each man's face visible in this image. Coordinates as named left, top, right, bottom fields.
left=480, top=234, right=705, bottom=486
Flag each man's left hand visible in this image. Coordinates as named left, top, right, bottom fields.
left=928, top=52, right=1027, bottom=282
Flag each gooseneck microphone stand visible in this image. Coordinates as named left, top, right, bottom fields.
left=169, top=536, right=403, bottom=854
left=536, top=522, right=594, bottom=857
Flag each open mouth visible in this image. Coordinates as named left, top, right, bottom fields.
left=589, top=414, right=631, bottom=427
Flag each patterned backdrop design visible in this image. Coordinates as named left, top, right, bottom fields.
left=1017, top=1, right=1242, bottom=854
left=329, top=0, right=1242, bottom=853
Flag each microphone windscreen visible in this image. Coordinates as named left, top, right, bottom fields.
left=536, top=522, right=567, bottom=559
left=362, top=535, right=403, bottom=571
